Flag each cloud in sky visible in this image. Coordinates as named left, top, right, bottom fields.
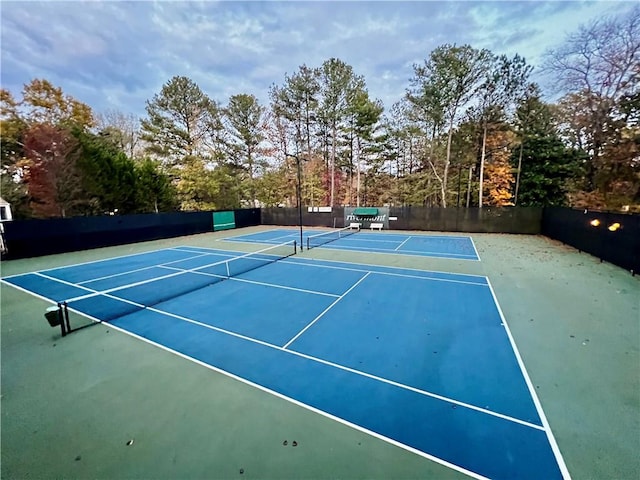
left=0, top=1, right=634, bottom=118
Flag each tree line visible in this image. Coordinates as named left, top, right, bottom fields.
left=1, top=6, right=638, bottom=219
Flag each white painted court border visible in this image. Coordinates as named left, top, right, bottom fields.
left=223, top=228, right=481, bottom=261
left=1, top=246, right=569, bottom=479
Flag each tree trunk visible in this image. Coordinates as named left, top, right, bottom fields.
left=443, top=121, right=454, bottom=208
left=514, top=140, right=524, bottom=206
left=356, top=137, right=361, bottom=207
left=466, top=165, right=473, bottom=208
left=348, top=127, right=354, bottom=205
left=478, top=121, right=488, bottom=209
left=330, top=122, right=336, bottom=206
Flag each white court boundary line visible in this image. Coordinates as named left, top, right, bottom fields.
left=1, top=246, right=188, bottom=280
left=470, top=236, right=481, bottom=261
left=224, top=231, right=481, bottom=259
left=486, top=279, right=571, bottom=479
left=1, top=270, right=563, bottom=478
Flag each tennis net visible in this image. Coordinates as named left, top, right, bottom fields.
left=306, top=226, right=358, bottom=250
left=63, top=241, right=297, bottom=323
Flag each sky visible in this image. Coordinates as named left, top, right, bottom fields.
left=0, top=1, right=635, bottom=119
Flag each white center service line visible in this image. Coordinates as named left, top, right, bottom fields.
left=394, top=236, right=412, bottom=251
left=282, top=272, right=371, bottom=349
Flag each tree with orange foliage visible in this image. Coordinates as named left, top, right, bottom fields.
left=483, top=129, right=515, bottom=206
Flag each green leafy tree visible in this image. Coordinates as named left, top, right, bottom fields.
left=408, top=44, right=493, bottom=207
left=512, top=137, right=585, bottom=206
left=255, top=165, right=288, bottom=207
left=513, top=85, right=556, bottom=205
left=1, top=89, right=30, bottom=216
left=269, top=65, right=320, bottom=157
left=141, top=76, right=221, bottom=165
left=224, top=94, right=266, bottom=207
left=73, top=130, right=137, bottom=215
left=134, top=158, right=177, bottom=213
left=318, top=58, right=359, bottom=205
left=345, top=84, right=383, bottom=206
left=175, top=156, right=221, bottom=211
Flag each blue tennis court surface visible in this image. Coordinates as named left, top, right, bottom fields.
left=224, top=228, right=480, bottom=260
left=2, top=246, right=567, bottom=479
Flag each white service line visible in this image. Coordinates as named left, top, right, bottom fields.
left=35, top=272, right=97, bottom=294
left=280, top=259, right=488, bottom=287
left=61, top=245, right=293, bottom=303
left=160, top=265, right=340, bottom=298
left=318, top=242, right=479, bottom=259
left=77, top=252, right=217, bottom=285
left=172, top=247, right=238, bottom=257
left=249, top=232, right=299, bottom=243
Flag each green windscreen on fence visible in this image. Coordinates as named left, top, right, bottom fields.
left=353, top=207, right=379, bottom=216
left=213, top=211, right=236, bottom=231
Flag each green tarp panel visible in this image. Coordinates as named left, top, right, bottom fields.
left=353, top=207, right=379, bottom=216
left=213, top=211, right=236, bottom=231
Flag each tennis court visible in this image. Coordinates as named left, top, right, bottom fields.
left=224, top=228, right=480, bottom=260
left=2, top=242, right=566, bottom=479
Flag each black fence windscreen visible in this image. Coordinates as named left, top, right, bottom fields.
left=2, top=211, right=213, bottom=259
left=542, top=207, right=640, bottom=274
left=261, top=206, right=541, bottom=233
left=388, top=207, right=542, bottom=234
left=234, top=208, right=261, bottom=228
left=262, top=208, right=346, bottom=228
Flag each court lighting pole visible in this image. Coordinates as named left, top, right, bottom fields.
left=287, top=154, right=304, bottom=250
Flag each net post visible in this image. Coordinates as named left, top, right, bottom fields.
left=63, top=302, right=70, bottom=334
left=57, top=302, right=67, bottom=337
left=306, top=237, right=310, bottom=251
left=294, top=240, right=297, bottom=255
